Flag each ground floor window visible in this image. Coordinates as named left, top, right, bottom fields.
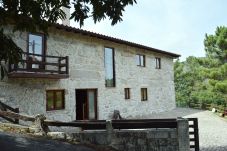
left=46, top=90, right=65, bottom=111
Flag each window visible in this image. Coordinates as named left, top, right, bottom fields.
left=28, top=33, right=45, bottom=59
left=104, top=47, right=115, bottom=87
left=46, top=90, right=65, bottom=111
left=124, top=88, right=130, bottom=99
left=136, top=54, right=145, bottom=67
left=155, top=57, right=161, bottom=69
left=141, top=88, right=148, bottom=101
left=28, top=33, right=45, bottom=69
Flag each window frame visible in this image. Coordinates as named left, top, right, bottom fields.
left=104, top=47, right=116, bottom=87
left=124, top=88, right=130, bottom=100
left=136, top=54, right=146, bottom=67
left=155, top=57, right=161, bottom=69
left=46, top=89, right=65, bottom=111
left=141, top=88, right=148, bottom=101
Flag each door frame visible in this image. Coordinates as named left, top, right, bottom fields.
left=75, top=89, right=98, bottom=120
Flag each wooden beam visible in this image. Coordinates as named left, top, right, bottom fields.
left=8, top=72, right=69, bottom=79
left=0, top=111, right=35, bottom=122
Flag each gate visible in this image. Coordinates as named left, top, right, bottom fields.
left=188, top=118, right=199, bottom=151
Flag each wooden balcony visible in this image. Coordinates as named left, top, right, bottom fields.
left=8, top=52, right=69, bottom=79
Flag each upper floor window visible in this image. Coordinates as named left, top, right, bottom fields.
left=28, top=33, right=45, bottom=69
left=46, top=90, right=65, bottom=111
left=104, top=47, right=115, bottom=87
left=124, top=88, right=130, bottom=100
left=155, top=57, right=161, bottom=69
left=141, top=88, right=148, bottom=101
left=136, top=54, right=145, bottom=67
left=28, top=33, right=45, bottom=59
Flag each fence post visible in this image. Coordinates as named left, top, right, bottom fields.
left=106, top=120, right=113, bottom=145
left=14, top=108, right=19, bottom=124
left=177, top=117, right=190, bottom=151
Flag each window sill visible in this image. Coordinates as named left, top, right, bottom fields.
left=46, top=108, right=65, bottom=112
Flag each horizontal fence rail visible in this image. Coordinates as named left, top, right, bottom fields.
left=8, top=52, right=69, bottom=75
left=45, top=119, right=178, bottom=130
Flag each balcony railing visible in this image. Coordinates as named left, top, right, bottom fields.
left=8, top=52, right=69, bottom=79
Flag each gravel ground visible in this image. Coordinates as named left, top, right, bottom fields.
left=185, top=110, right=227, bottom=151
left=145, top=107, right=227, bottom=151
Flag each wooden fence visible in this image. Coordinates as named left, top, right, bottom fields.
left=0, top=102, right=19, bottom=124
left=189, top=102, right=227, bottom=116
left=189, top=102, right=211, bottom=110
left=0, top=103, right=199, bottom=151
left=45, top=118, right=178, bottom=130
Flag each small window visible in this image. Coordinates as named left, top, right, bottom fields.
left=155, top=57, right=161, bottom=69
left=141, top=88, right=148, bottom=101
left=124, top=88, right=130, bottom=99
left=46, top=90, right=65, bottom=111
left=136, top=54, right=145, bottom=67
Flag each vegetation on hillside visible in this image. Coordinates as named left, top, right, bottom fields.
left=175, top=26, right=227, bottom=108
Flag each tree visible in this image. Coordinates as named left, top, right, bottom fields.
left=0, top=0, right=137, bottom=79
left=175, top=26, right=227, bottom=108
left=204, top=26, right=227, bottom=63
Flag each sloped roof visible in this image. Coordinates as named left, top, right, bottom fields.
left=53, top=23, right=181, bottom=58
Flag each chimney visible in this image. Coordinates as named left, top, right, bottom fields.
left=62, top=7, right=70, bottom=26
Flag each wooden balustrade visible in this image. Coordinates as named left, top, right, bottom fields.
left=8, top=52, right=69, bottom=79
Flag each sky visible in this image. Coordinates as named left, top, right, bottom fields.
left=70, top=0, right=227, bottom=60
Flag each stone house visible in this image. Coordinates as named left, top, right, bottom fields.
left=0, top=23, right=180, bottom=122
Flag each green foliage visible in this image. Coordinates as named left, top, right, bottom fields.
left=175, top=58, right=227, bottom=107
left=175, top=26, right=227, bottom=108
left=215, top=80, right=227, bottom=93
left=0, top=29, right=23, bottom=80
left=204, top=26, right=227, bottom=63
left=71, top=0, right=137, bottom=27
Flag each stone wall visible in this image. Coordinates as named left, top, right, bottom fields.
left=0, top=27, right=176, bottom=121
left=71, top=118, right=190, bottom=151
left=73, top=129, right=178, bottom=151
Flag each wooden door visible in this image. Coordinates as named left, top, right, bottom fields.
left=76, top=89, right=97, bottom=120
